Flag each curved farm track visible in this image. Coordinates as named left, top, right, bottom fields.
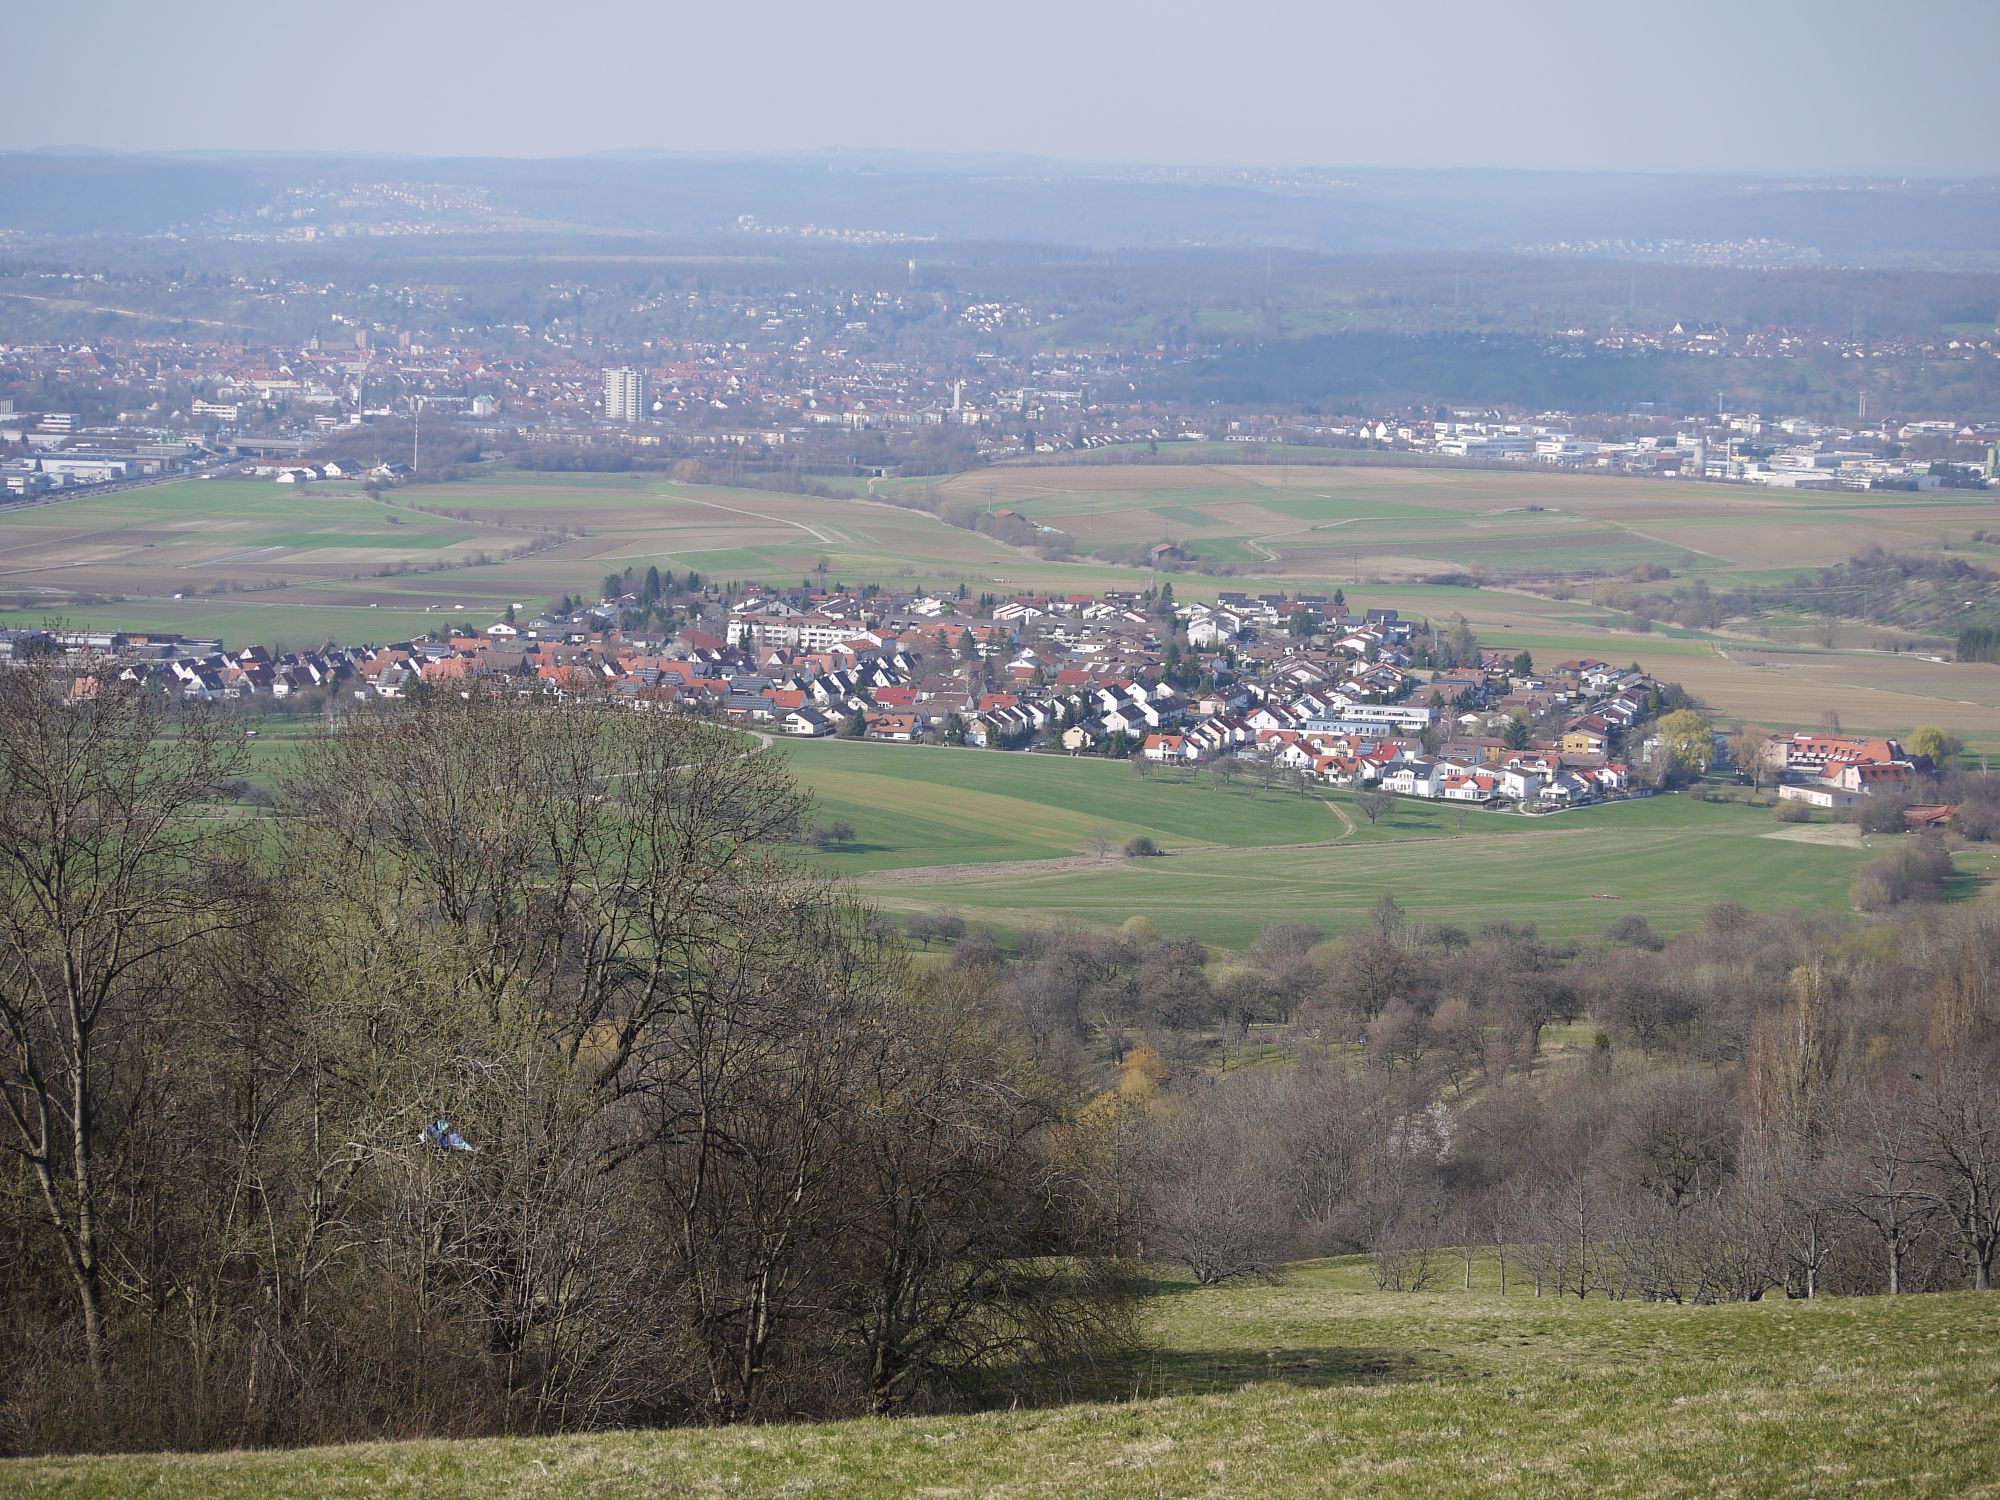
left=855, top=799, right=1631, bottom=889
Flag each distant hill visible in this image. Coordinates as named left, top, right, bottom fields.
left=4, top=151, right=1998, bottom=265
left=0, top=152, right=265, bottom=235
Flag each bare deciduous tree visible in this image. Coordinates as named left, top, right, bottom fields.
left=1907, top=1055, right=2000, bottom=1292
left=0, top=666, right=249, bottom=1387
left=1842, top=1084, right=1937, bottom=1296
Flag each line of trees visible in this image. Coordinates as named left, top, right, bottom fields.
left=1130, top=1035, right=1997, bottom=1303
left=1580, top=548, right=1995, bottom=638
left=0, top=675, right=1129, bottom=1456
left=1958, top=624, right=2000, bottom=664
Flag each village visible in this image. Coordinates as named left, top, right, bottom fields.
left=0, top=574, right=1950, bottom=821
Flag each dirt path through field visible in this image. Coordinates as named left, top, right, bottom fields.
left=861, top=815, right=1614, bottom=888
left=1761, top=823, right=1864, bottom=847
left=672, top=493, right=842, bottom=546
left=1244, top=514, right=1403, bottom=562
left=864, top=798, right=1345, bottom=887
left=863, top=850, right=1214, bottom=885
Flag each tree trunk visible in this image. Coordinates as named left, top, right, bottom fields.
left=69, top=1016, right=108, bottom=1389
left=76, top=1265, right=107, bottom=1390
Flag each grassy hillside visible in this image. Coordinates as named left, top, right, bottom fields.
left=780, top=738, right=1343, bottom=868
left=228, top=731, right=1896, bottom=947
left=8, top=1259, right=1994, bottom=1498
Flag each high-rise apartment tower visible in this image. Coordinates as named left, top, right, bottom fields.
left=603, top=366, right=648, bottom=423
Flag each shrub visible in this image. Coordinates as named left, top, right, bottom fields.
left=1605, top=914, right=1665, bottom=950
left=1955, top=796, right=2000, bottom=842
left=1854, top=794, right=1912, bottom=836
left=1774, top=800, right=1812, bottom=823
left=1123, top=835, right=1161, bottom=858
left=1852, top=836, right=1952, bottom=911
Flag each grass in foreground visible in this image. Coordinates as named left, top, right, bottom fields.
left=6, top=1258, right=1994, bottom=1498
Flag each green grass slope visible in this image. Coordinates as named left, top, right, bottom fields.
left=226, top=731, right=1889, bottom=946
left=861, top=794, right=1883, bottom=948
left=8, top=1259, right=1994, bottom=1498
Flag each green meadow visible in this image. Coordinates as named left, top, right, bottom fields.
left=0, top=477, right=485, bottom=552
left=775, top=742, right=1884, bottom=948
left=849, top=793, right=1883, bottom=948
left=218, top=732, right=1885, bottom=949
left=779, top=739, right=1344, bottom=868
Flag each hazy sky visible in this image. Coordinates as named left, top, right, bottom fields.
left=11, top=0, right=1997, bottom=175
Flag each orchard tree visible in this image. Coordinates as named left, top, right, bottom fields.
left=1731, top=726, right=1774, bottom=789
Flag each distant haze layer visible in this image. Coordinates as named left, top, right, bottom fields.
left=5, top=0, right=1998, bottom=176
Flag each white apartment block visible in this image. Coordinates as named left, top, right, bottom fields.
left=603, top=367, right=648, bottom=423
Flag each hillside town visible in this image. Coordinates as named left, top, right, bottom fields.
left=0, top=577, right=1951, bottom=822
